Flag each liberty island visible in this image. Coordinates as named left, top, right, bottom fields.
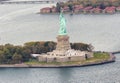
left=0, top=11, right=116, bottom=68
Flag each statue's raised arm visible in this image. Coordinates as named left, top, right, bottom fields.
left=58, top=12, right=67, bottom=35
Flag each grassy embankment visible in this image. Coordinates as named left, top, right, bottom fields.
left=25, top=52, right=110, bottom=65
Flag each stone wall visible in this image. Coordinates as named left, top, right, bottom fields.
left=37, top=50, right=93, bottom=62
left=38, top=55, right=86, bottom=62
left=85, top=52, right=94, bottom=58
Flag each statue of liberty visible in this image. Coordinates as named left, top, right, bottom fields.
left=58, top=12, right=67, bottom=35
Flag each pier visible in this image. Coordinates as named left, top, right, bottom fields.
left=111, top=51, right=120, bottom=54
left=0, top=1, right=55, bottom=4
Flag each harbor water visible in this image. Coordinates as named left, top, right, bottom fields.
left=0, top=3, right=120, bottom=83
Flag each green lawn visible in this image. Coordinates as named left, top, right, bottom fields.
left=93, top=52, right=110, bottom=59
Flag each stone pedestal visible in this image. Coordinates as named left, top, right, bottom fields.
left=56, top=35, right=71, bottom=51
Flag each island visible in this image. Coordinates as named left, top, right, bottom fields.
left=0, top=12, right=116, bottom=68
left=40, top=0, right=120, bottom=14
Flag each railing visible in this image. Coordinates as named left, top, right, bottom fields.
left=94, top=51, right=120, bottom=54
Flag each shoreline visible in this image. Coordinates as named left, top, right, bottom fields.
left=38, top=12, right=120, bottom=15
left=0, top=53, right=115, bottom=68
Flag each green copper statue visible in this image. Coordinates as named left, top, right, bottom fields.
left=58, top=12, right=67, bottom=35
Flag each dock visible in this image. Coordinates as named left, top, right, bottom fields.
left=111, top=51, right=120, bottom=54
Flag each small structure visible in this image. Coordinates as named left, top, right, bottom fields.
left=51, top=8, right=56, bottom=13
left=90, top=7, right=102, bottom=14
left=74, top=5, right=84, bottom=13
left=103, top=6, right=116, bottom=14
left=83, top=6, right=93, bottom=14
left=63, top=6, right=70, bottom=12
left=40, top=7, right=51, bottom=13
left=116, top=6, right=120, bottom=12
left=31, top=54, right=40, bottom=57
left=37, top=12, right=93, bottom=62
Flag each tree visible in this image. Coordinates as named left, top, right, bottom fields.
left=56, top=2, right=61, bottom=13
left=68, top=4, right=74, bottom=11
left=87, top=44, right=94, bottom=52
left=21, top=47, right=31, bottom=61
left=0, top=51, right=6, bottom=64
left=12, top=53, right=22, bottom=64
left=44, top=41, right=56, bottom=52
left=100, top=3, right=106, bottom=9
left=71, top=43, right=92, bottom=51
left=3, top=48, right=11, bottom=60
